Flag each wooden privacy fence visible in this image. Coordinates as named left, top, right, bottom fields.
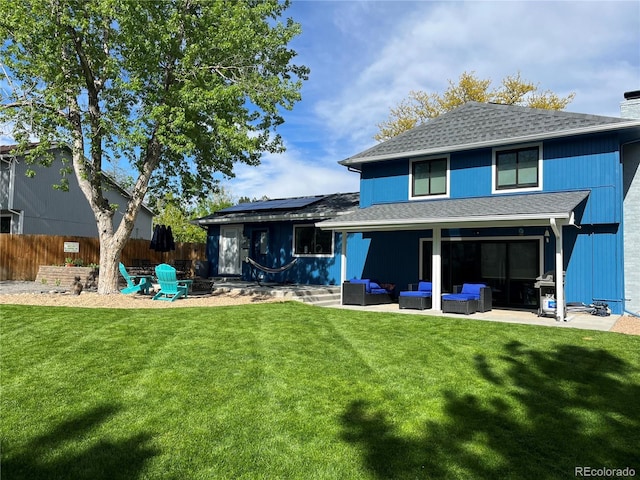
left=0, top=234, right=207, bottom=281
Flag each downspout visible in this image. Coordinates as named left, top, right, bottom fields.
left=432, top=226, right=442, bottom=311
left=340, top=230, right=347, bottom=304
left=550, top=218, right=565, bottom=321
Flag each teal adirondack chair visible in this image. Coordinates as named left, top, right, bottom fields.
left=152, top=263, right=192, bottom=301
left=119, top=262, right=151, bottom=294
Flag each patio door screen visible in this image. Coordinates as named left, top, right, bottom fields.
left=219, top=225, right=243, bottom=275
left=423, top=239, right=540, bottom=309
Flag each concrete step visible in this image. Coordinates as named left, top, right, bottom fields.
left=211, top=276, right=243, bottom=283
left=292, top=288, right=341, bottom=306
left=209, top=282, right=342, bottom=306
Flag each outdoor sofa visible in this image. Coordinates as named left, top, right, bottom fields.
left=442, top=283, right=492, bottom=314
left=342, top=279, right=394, bottom=306
left=399, top=281, right=433, bottom=310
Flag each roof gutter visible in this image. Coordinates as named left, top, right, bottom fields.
left=318, top=211, right=574, bottom=232
left=340, top=120, right=640, bottom=166
left=196, top=211, right=357, bottom=226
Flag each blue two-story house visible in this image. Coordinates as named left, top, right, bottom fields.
left=197, top=93, right=640, bottom=318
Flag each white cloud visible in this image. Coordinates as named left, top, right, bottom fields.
left=224, top=0, right=639, bottom=201
left=224, top=145, right=359, bottom=200
left=311, top=0, right=640, bottom=148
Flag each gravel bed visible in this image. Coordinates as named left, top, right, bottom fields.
left=1, top=281, right=639, bottom=335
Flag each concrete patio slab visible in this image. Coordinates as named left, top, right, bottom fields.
left=332, top=302, right=619, bottom=332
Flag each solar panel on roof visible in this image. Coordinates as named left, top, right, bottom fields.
left=218, top=195, right=325, bottom=214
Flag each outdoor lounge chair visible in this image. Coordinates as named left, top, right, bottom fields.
left=152, top=263, right=193, bottom=302
left=342, top=279, right=394, bottom=306
left=119, top=262, right=151, bottom=295
left=399, top=281, right=432, bottom=310
left=442, top=283, right=492, bottom=314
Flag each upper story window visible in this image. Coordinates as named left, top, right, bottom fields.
left=410, top=156, right=449, bottom=200
left=293, top=225, right=333, bottom=256
left=493, top=144, right=542, bottom=193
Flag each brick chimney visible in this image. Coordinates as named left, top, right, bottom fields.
left=621, top=90, right=640, bottom=119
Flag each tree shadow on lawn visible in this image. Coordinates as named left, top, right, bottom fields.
left=3, top=404, right=158, bottom=480
left=341, top=341, right=640, bottom=479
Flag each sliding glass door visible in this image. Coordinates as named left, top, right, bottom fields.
left=422, top=239, right=540, bottom=309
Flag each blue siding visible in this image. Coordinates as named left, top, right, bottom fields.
left=563, top=225, right=623, bottom=313
left=360, top=150, right=494, bottom=205
left=206, top=226, right=220, bottom=276
left=346, top=232, right=370, bottom=280
left=449, top=149, right=493, bottom=198
left=361, top=135, right=622, bottom=222
left=358, top=231, right=425, bottom=291
left=207, top=222, right=351, bottom=284
left=544, top=135, right=621, bottom=224
left=360, top=160, right=409, bottom=207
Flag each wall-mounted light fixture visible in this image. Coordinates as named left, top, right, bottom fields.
left=544, top=229, right=550, bottom=243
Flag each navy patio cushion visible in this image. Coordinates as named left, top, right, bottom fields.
left=370, top=287, right=391, bottom=294
left=460, top=283, right=486, bottom=296
left=400, top=291, right=432, bottom=297
left=442, top=293, right=478, bottom=301
left=350, top=278, right=371, bottom=293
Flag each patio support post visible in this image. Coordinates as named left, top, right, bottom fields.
left=432, top=226, right=442, bottom=311
left=340, top=230, right=347, bottom=303
left=550, top=218, right=565, bottom=322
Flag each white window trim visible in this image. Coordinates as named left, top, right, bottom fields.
left=492, top=142, right=543, bottom=194
left=292, top=224, right=335, bottom=258
left=409, top=155, right=450, bottom=201
left=0, top=211, right=23, bottom=234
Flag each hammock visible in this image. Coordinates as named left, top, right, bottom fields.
left=245, top=257, right=298, bottom=285
left=245, top=256, right=298, bottom=274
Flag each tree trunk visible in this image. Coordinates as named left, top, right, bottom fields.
left=97, top=233, right=124, bottom=294
left=95, top=214, right=129, bottom=294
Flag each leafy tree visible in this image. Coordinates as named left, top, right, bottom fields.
left=154, top=187, right=236, bottom=244
left=153, top=193, right=207, bottom=244
left=0, top=0, right=309, bottom=293
left=237, top=194, right=270, bottom=204
left=191, top=187, right=236, bottom=220
left=375, top=71, right=575, bottom=141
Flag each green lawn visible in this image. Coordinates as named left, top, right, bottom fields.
left=1, top=302, right=638, bottom=479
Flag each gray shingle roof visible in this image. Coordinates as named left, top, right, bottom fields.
left=194, top=192, right=360, bottom=225
left=317, top=190, right=589, bottom=231
left=342, top=102, right=638, bottom=166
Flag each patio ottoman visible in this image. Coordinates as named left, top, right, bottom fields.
left=399, top=292, right=432, bottom=310
left=442, top=298, right=478, bottom=315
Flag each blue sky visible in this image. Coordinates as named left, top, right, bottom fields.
left=2, top=1, right=638, bottom=202
left=226, top=0, right=640, bottom=200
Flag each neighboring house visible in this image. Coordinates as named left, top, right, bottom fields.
left=196, top=92, right=640, bottom=317
left=0, top=144, right=154, bottom=239
left=193, top=193, right=359, bottom=284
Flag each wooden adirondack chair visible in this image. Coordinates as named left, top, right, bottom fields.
left=152, top=263, right=193, bottom=301
left=119, top=262, right=151, bottom=294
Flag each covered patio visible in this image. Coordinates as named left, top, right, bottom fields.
left=317, top=191, right=591, bottom=322
left=206, top=280, right=619, bottom=332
